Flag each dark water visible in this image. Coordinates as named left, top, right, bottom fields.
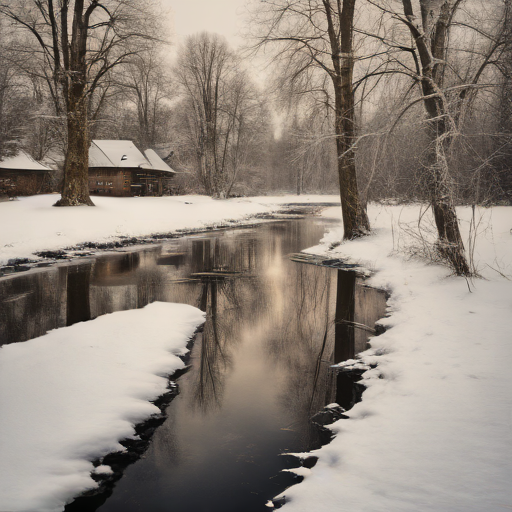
left=0, top=218, right=387, bottom=512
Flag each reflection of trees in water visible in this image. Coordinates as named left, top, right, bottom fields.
left=66, top=263, right=93, bottom=326
left=149, top=235, right=269, bottom=466
left=268, top=221, right=326, bottom=258
left=190, top=236, right=266, bottom=413
left=335, top=272, right=388, bottom=361
left=89, top=246, right=196, bottom=313
left=190, top=235, right=259, bottom=275
left=270, top=266, right=387, bottom=448
left=334, top=271, right=357, bottom=362
left=0, top=266, right=68, bottom=345
left=1, top=224, right=269, bottom=346
left=193, top=279, right=230, bottom=413
left=90, top=251, right=146, bottom=315
left=1, top=220, right=326, bottom=346
left=271, top=264, right=338, bottom=447
left=277, top=268, right=387, bottom=448
left=90, top=234, right=269, bottom=415
left=0, top=262, right=96, bottom=345
left=270, top=264, right=335, bottom=362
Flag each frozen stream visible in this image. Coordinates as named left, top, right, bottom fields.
left=0, top=216, right=387, bottom=512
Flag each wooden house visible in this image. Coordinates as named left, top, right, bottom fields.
left=0, top=151, right=51, bottom=197
left=88, top=140, right=176, bottom=197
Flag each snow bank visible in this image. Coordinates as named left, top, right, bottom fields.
left=277, top=204, right=512, bottom=512
left=0, top=194, right=340, bottom=265
left=0, top=302, right=205, bottom=512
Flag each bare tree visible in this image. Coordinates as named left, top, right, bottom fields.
left=109, top=46, right=173, bottom=149
left=252, top=0, right=370, bottom=238
left=387, top=0, right=469, bottom=274
left=358, top=0, right=512, bottom=273
left=176, top=32, right=264, bottom=198
left=0, top=22, right=34, bottom=159
left=0, top=52, right=23, bottom=159
left=277, top=109, right=338, bottom=195
left=221, top=70, right=268, bottom=196
left=0, top=0, right=161, bottom=206
left=176, top=33, right=232, bottom=197
left=489, top=0, right=512, bottom=198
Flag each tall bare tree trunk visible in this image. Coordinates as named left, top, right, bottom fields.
left=54, top=0, right=93, bottom=206
left=402, top=0, right=469, bottom=275
left=1, top=0, right=162, bottom=206
left=206, top=124, right=220, bottom=197
left=56, top=84, right=93, bottom=206
left=324, top=0, right=370, bottom=239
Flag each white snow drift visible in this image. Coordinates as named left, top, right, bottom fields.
left=273, top=204, right=512, bottom=512
left=0, top=302, right=205, bottom=512
left=0, top=193, right=339, bottom=265
left=1, top=195, right=511, bottom=512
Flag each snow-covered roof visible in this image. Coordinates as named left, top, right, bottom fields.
left=89, top=141, right=175, bottom=175
left=90, top=140, right=150, bottom=169
left=0, top=151, right=52, bottom=172
left=144, top=149, right=175, bottom=174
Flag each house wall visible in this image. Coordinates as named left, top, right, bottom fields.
left=89, top=169, right=131, bottom=197
left=131, top=171, right=165, bottom=196
left=88, top=168, right=174, bottom=197
left=0, top=170, right=48, bottom=197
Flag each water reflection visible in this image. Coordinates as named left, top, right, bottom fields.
left=66, top=264, right=93, bottom=326
left=0, top=268, right=68, bottom=345
left=190, top=236, right=264, bottom=413
left=0, top=219, right=387, bottom=512
left=333, top=271, right=388, bottom=411
left=334, top=271, right=388, bottom=360
left=195, top=281, right=228, bottom=411
left=335, top=270, right=357, bottom=362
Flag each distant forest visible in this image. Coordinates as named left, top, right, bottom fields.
left=0, top=0, right=510, bottom=205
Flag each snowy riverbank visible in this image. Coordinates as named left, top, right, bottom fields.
left=0, top=302, right=205, bottom=512
left=276, top=203, right=512, bottom=512
left=1, top=196, right=511, bottom=511
left=0, top=193, right=339, bottom=265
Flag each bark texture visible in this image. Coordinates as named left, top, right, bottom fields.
left=0, top=1, right=156, bottom=207
left=402, top=0, right=469, bottom=275
left=55, top=0, right=94, bottom=206
left=324, top=0, right=370, bottom=239
left=56, top=87, right=93, bottom=206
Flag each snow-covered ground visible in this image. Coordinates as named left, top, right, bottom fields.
left=275, top=204, right=512, bottom=512
left=0, top=302, right=205, bottom=512
left=0, top=193, right=337, bottom=512
left=0, top=193, right=339, bottom=265
left=1, top=195, right=511, bottom=512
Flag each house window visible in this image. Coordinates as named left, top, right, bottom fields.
left=106, top=181, right=113, bottom=186
left=96, top=181, right=103, bottom=186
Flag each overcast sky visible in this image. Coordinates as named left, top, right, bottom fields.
left=161, top=0, right=249, bottom=48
